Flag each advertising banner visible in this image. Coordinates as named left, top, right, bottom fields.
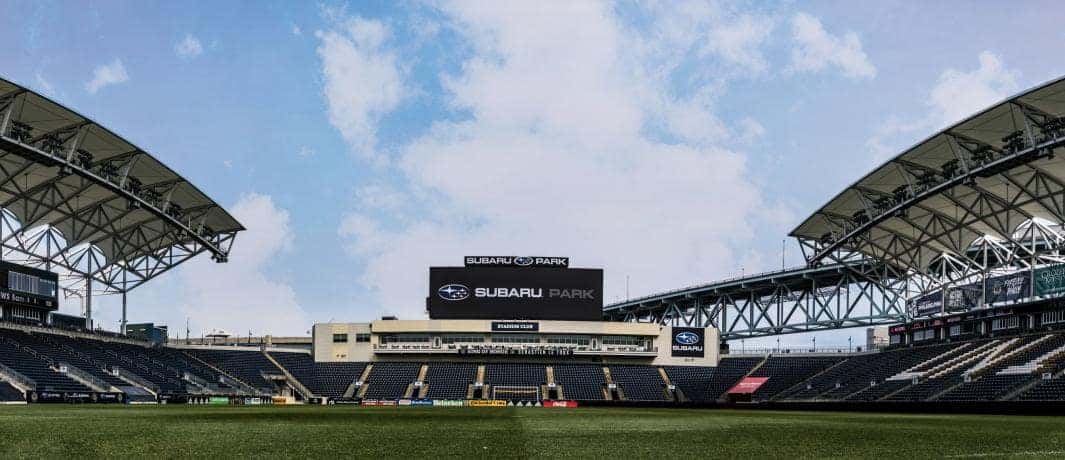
left=945, top=283, right=982, bottom=312
left=726, top=377, right=769, bottom=395
left=467, top=399, right=507, bottom=407
left=432, top=400, right=464, bottom=407
left=1035, top=264, right=1065, bottom=297
left=985, top=272, right=1030, bottom=304
left=410, top=399, right=434, bottom=406
left=543, top=401, right=578, bottom=408
left=909, top=291, right=942, bottom=318
left=428, top=266, right=603, bottom=321
left=670, top=327, right=705, bottom=358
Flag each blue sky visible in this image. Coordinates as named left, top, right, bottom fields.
left=1, top=1, right=1063, bottom=345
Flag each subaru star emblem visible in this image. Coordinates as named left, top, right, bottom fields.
left=437, top=284, right=469, bottom=301
left=675, top=331, right=700, bottom=345
left=514, top=256, right=534, bottom=266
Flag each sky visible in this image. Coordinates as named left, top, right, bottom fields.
left=1, top=0, right=1063, bottom=346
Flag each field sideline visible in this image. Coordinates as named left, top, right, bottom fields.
left=1, top=405, right=1063, bottom=458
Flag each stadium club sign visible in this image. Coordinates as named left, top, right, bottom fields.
left=671, top=327, right=705, bottom=357
left=491, top=321, right=539, bottom=332
left=909, top=291, right=943, bottom=318
left=464, top=256, right=569, bottom=268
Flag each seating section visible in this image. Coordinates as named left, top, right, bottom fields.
left=0, top=329, right=128, bottom=389
left=12, top=323, right=1065, bottom=404
left=610, top=365, right=667, bottom=401
left=664, top=366, right=715, bottom=402
left=748, top=356, right=844, bottom=400
left=269, top=352, right=366, bottom=398
left=554, top=364, right=606, bottom=400
left=425, top=363, right=477, bottom=399
left=704, top=357, right=762, bottom=400
left=187, top=349, right=281, bottom=391
left=0, top=339, right=89, bottom=392
left=0, top=380, right=24, bottom=401
left=363, top=362, right=421, bottom=399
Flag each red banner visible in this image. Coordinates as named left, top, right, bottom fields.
left=544, top=401, right=578, bottom=408
left=727, top=377, right=769, bottom=395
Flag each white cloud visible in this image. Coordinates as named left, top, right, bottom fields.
left=928, top=51, right=1019, bottom=126
left=34, top=73, right=55, bottom=97
left=85, top=59, right=129, bottom=94
left=292, top=24, right=302, bottom=36
left=788, top=12, right=875, bottom=79
left=332, top=3, right=772, bottom=319
left=297, top=146, right=316, bottom=158
left=704, top=14, right=775, bottom=75
left=317, top=17, right=404, bottom=159
left=866, top=51, right=1020, bottom=163
left=173, top=193, right=308, bottom=336
left=737, top=117, right=766, bottom=144
left=175, top=34, right=204, bottom=59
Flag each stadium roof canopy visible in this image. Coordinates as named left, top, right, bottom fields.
left=0, top=77, right=243, bottom=295
left=791, top=76, right=1065, bottom=277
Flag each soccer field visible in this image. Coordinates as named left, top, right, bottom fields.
left=0, top=405, right=1063, bottom=458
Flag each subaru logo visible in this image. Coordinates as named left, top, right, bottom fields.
left=437, top=284, right=469, bottom=301
left=675, top=331, right=700, bottom=345
left=514, top=256, right=534, bottom=266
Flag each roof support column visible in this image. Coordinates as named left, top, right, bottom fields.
left=84, top=276, right=92, bottom=330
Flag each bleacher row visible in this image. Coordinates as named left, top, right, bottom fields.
left=6, top=325, right=1065, bottom=404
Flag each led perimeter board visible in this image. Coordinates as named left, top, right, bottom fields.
left=427, top=264, right=603, bottom=321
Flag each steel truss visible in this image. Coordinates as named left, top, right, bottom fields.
left=603, top=262, right=908, bottom=340
left=797, top=104, right=1065, bottom=300
left=0, top=82, right=241, bottom=299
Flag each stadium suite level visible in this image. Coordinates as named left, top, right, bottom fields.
left=312, top=320, right=719, bottom=367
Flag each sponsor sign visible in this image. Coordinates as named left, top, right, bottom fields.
left=428, top=266, right=603, bottom=321
left=543, top=401, right=578, bottom=408
left=1035, top=264, right=1065, bottom=297
left=491, top=322, right=539, bottom=333
left=909, top=291, right=943, bottom=318
left=945, top=283, right=982, bottom=312
left=465, top=256, right=569, bottom=268
left=432, top=400, right=465, bottom=407
left=985, top=272, right=1030, bottom=304
left=670, top=327, right=705, bottom=358
left=361, top=399, right=380, bottom=406
left=209, top=397, right=229, bottom=405
left=727, top=377, right=769, bottom=395
left=467, top=399, right=507, bottom=407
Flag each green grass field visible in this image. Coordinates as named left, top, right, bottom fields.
left=1, top=405, right=1064, bottom=458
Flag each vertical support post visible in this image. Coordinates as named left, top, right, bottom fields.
left=121, top=268, right=127, bottom=335
left=85, top=277, right=92, bottom=330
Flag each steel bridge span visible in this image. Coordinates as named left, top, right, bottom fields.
left=602, top=261, right=907, bottom=341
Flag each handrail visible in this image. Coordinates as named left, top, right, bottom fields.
left=0, top=361, right=36, bottom=390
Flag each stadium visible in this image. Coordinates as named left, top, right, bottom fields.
left=2, top=23, right=1065, bottom=459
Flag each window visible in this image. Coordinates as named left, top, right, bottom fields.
left=545, top=335, right=590, bottom=346
left=491, top=334, right=538, bottom=344
left=8, top=271, right=54, bottom=298
left=332, top=333, right=348, bottom=343
left=442, top=335, right=485, bottom=344
left=355, top=333, right=371, bottom=343
left=602, top=335, right=640, bottom=346
left=992, top=316, right=1020, bottom=331
left=1043, top=311, right=1065, bottom=325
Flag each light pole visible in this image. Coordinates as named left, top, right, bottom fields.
left=812, top=336, right=816, bottom=352
left=848, top=336, right=853, bottom=353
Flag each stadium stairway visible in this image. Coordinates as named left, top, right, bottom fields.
left=262, top=352, right=314, bottom=400
left=182, top=351, right=263, bottom=395
left=0, top=380, right=24, bottom=402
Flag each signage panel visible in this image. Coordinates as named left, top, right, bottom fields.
left=670, top=327, right=705, bottom=358
left=428, top=266, right=602, bottom=321
left=491, top=322, right=539, bottom=332
left=985, top=272, right=1030, bottom=304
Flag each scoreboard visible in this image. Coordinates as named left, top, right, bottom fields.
left=427, top=257, right=603, bottom=321
left=0, top=260, right=58, bottom=311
